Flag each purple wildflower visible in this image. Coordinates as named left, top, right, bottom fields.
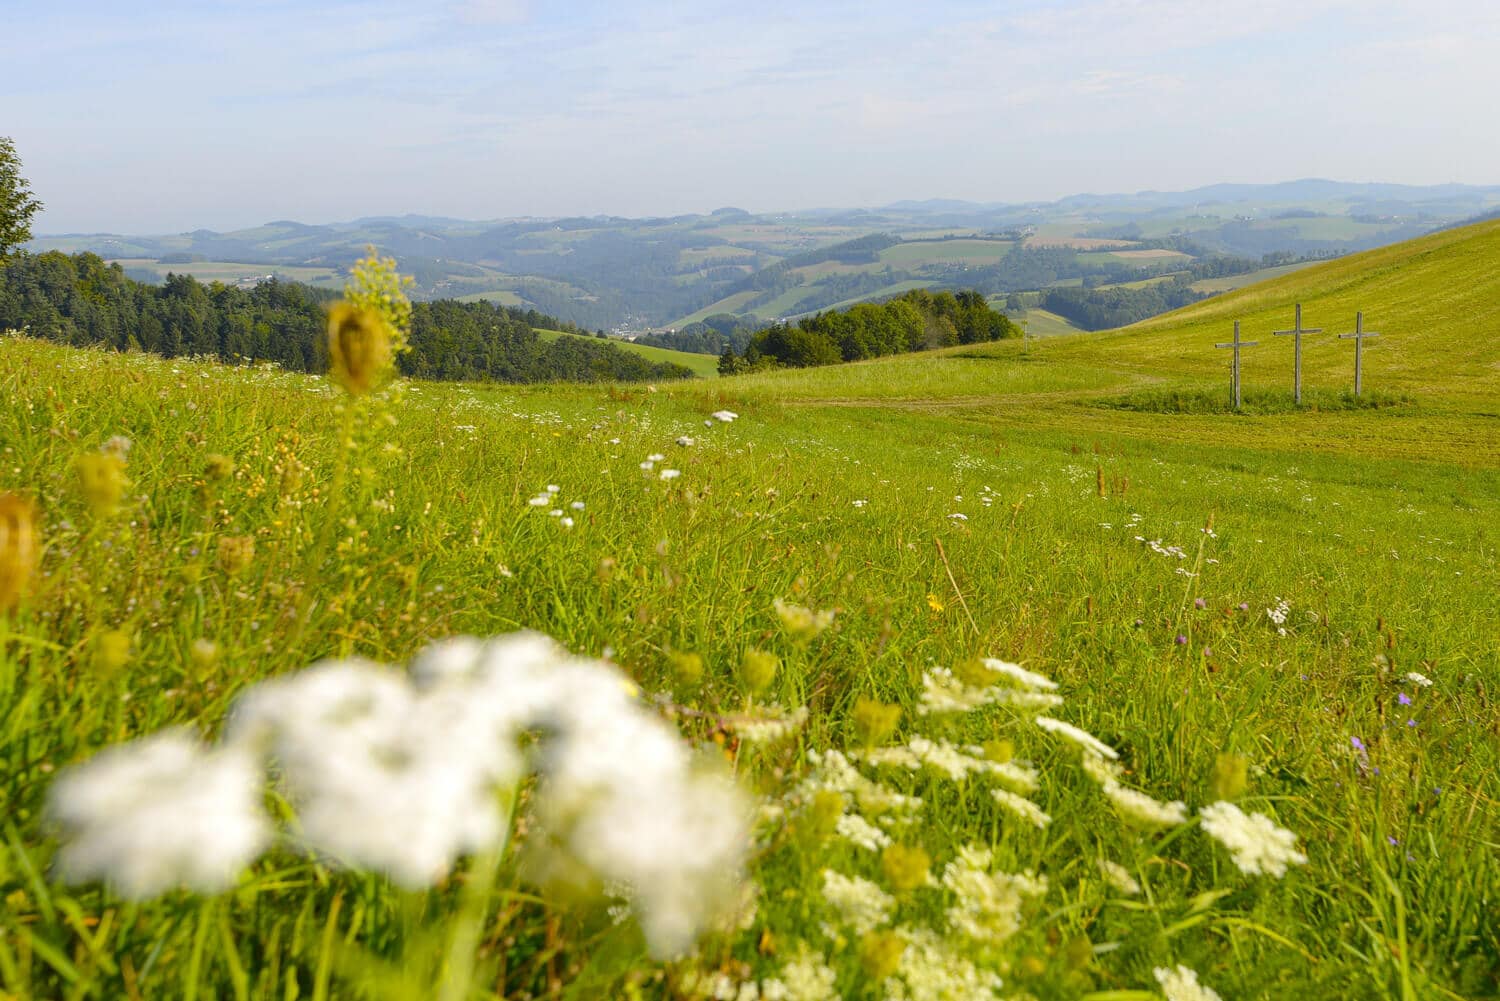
left=1398, top=692, right=1412, bottom=706
left=1194, top=597, right=1206, bottom=609
left=1175, top=634, right=1188, bottom=645
left=1351, top=736, right=1366, bottom=751
left=1407, top=718, right=1417, bottom=728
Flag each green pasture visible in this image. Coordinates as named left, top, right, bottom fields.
left=0, top=219, right=1496, bottom=998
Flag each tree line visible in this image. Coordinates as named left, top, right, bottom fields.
left=0, top=252, right=695, bottom=383
left=718, top=288, right=1018, bottom=372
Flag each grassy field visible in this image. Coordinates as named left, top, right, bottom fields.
left=107, top=258, right=344, bottom=287
left=877, top=240, right=1013, bottom=265
left=1189, top=261, right=1319, bottom=294
left=0, top=220, right=1496, bottom=999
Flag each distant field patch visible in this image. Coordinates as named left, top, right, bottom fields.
left=536, top=329, right=719, bottom=378
left=677, top=246, right=760, bottom=266
left=1023, top=234, right=1135, bottom=249
left=107, top=258, right=342, bottom=286
left=1098, top=386, right=1414, bottom=415
left=1189, top=261, right=1317, bottom=293
left=1108, top=249, right=1189, bottom=260
left=878, top=239, right=1012, bottom=264
left=671, top=290, right=760, bottom=326
left=455, top=290, right=525, bottom=306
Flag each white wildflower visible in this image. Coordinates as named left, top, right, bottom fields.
left=729, top=705, right=809, bottom=744
left=991, top=788, right=1051, bottom=828
left=1081, top=749, right=1125, bottom=785
left=546, top=484, right=560, bottom=493
left=527, top=494, right=551, bottom=507
left=712, top=410, right=738, bottom=422
left=46, top=731, right=269, bottom=898
left=773, top=598, right=834, bottom=639
left=947, top=512, right=968, bottom=521
left=1035, top=715, right=1119, bottom=760
left=647, top=453, right=665, bottom=462
left=779, top=948, right=839, bottom=1001
left=821, top=869, right=894, bottom=933
left=560, top=517, right=575, bottom=528
left=885, top=927, right=1004, bottom=1001
left=1101, top=781, right=1189, bottom=830
left=941, top=847, right=1047, bottom=944
left=640, top=461, right=655, bottom=471
left=982, top=658, right=1058, bottom=691
left=1154, top=964, right=1224, bottom=1001
left=1199, top=801, right=1307, bottom=877
left=852, top=499, right=868, bottom=508
left=856, top=746, right=923, bottom=770
left=570, top=500, right=585, bottom=510
left=1404, top=671, right=1433, bottom=688
left=660, top=468, right=681, bottom=480
left=1096, top=857, right=1141, bottom=895
left=836, top=812, right=891, bottom=852
left=676, top=436, right=695, bottom=447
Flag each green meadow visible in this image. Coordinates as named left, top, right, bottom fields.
left=0, top=221, right=1496, bottom=999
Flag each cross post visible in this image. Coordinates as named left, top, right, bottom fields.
left=1214, top=320, right=1259, bottom=410
left=1337, top=311, right=1381, bottom=396
left=1272, top=303, right=1322, bottom=404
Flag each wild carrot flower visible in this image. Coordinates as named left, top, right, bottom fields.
left=773, top=597, right=834, bottom=641
left=821, top=869, right=894, bottom=933
left=1035, top=715, right=1119, bottom=760
left=1405, top=671, right=1433, bottom=688
left=991, top=788, right=1051, bottom=828
left=941, top=846, right=1047, bottom=943
left=1096, top=857, right=1141, bottom=895
left=1154, top=964, right=1224, bottom=1001
left=47, top=730, right=269, bottom=897
left=1199, top=801, right=1307, bottom=877
left=1101, top=781, right=1189, bottom=829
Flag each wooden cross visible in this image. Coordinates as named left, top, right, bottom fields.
left=1215, top=320, right=1258, bottom=410
left=1273, top=303, right=1322, bottom=404
left=1338, top=311, right=1381, bottom=396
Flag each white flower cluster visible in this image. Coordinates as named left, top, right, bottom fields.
left=884, top=927, right=1004, bottom=1001
left=941, top=845, right=1047, bottom=944
left=1155, top=964, right=1225, bottom=1001
left=47, top=632, right=750, bottom=958
left=835, top=811, right=891, bottom=851
left=821, top=868, right=894, bottom=933
left=727, top=705, right=810, bottom=745
left=1096, top=857, right=1141, bottom=896
left=1199, top=801, right=1308, bottom=877
left=917, top=662, right=1064, bottom=716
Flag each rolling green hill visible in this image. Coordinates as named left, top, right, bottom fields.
left=535, top=328, right=720, bottom=378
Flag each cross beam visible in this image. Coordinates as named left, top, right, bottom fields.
left=1338, top=311, right=1381, bottom=396
left=1214, top=320, right=1259, bottom=410
left=1273, top=303, right=1322, bottom=404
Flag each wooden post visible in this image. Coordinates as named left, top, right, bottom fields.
left=1338, top=312, right=1381, bottom=396
left=1215, top=321, right=1258, bottom=410
left=1273, top=303, right=1322, bottom=405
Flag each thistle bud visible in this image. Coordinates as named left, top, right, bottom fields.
left=327, top=303, right=393, bottom=396
left=0, top=493, right=39, bottom=613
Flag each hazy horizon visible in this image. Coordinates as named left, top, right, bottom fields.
left=11, top=0, right=1500, bottom=233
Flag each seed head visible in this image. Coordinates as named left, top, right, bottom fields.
left=217, top=535, right=256, bottom=575
left=851, top=696, right=902, bottom=747
left=740, top=648, right=779, bottom=695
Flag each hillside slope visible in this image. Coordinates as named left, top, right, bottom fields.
left=1053, top=217, right=1500, bottom=397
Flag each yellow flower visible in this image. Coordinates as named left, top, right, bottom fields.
left=926, top=593, right=945, bottom=613
left=859, top=930, right=906, bottom=980
left=0, top=493, right=39, bottom=613
left=75, top=451, right=129, bottom=517
left=880, top=843, right=931, bottom=893
left=326, top=302, right=393, bottom=396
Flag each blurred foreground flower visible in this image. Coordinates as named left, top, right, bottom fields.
left=46, top=631, right=751, bottom=958
left=326, top=303, right=393, bottom=396
left=1199, top=800, right=1307, bottom=877
left=0, top=492, right=39, bottom=612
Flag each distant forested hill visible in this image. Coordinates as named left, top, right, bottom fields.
left=0, top=253, right=694, bottom=383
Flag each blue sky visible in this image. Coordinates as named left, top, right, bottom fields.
left=8, top=0, right=1499, bottom=232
